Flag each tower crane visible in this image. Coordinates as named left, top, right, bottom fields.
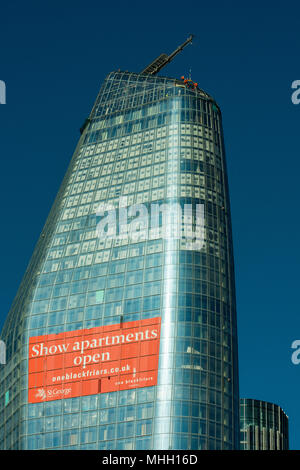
left=141, top=34, right=194, bottom=75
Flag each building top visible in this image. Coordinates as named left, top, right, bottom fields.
left=240, top=398, right=289, bottom=419
left=89, top=70, right=221, bottom=126
left=107, top=70, right=217, bottom=102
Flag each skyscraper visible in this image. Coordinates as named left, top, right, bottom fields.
left=0, top=40, right=239, bottom=450
left=240, top=399, right=289, bottom=450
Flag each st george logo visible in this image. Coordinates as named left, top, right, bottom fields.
left=0, top=80, right=6, bottom=104
left=35, top=389, right=47, bottom=401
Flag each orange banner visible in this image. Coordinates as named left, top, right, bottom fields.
left=28, top=317, right=161, bottom=403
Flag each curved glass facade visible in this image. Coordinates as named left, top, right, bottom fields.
left=240, top=398, right=289, bottom=450
left=0, top=71, right=239, bottom=450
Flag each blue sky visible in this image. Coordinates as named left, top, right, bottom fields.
left=0, top=0, right=300, bottom=449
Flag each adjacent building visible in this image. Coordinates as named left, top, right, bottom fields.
left=240, top=398, right=289, bottom=450
left=0, top=44, right=239, bottom=449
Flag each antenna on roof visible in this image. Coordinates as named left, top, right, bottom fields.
left=141, top=34, right=194, bottom=76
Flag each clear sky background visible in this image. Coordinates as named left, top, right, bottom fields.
left=0, top=0, right=299, bottom=449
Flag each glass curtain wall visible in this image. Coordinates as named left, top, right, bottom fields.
left=0, top=71, right=239, bottom=450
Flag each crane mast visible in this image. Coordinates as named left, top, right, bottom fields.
left=141, top=35, right=194, bottom=76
